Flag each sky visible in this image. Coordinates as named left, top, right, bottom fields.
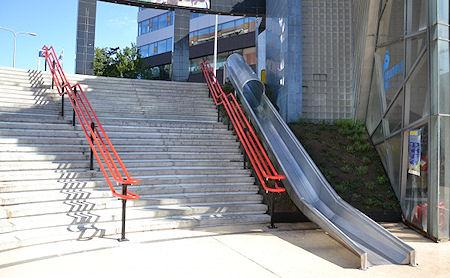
left=0, top=0, right=138, bottom=74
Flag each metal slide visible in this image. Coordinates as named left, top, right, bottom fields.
left=226, top=54, right=416, bottom=270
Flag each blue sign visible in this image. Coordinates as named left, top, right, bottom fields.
left=383, top=50, right=404, bottom=92
left=38, top=50, right=44, bottom=58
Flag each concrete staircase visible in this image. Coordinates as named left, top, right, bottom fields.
left=0, top=67, right=269, bottom=251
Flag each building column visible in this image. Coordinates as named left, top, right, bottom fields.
left=265, top=0, right=302, bottom=123
left=75, top=0, right=97, bottom=75
left=171, top=9, right=190, bottom=81
left=428, top=0, right=450, bottom=241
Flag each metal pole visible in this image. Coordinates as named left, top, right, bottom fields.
left=90, top=122, right=95, bottom=170
left=0, top=28, right=37, bottom=68
left=61, top=87, right=65, bottom=117
left=118, top=183, right=129, bottom=242
left=73, top=87, right=77, bottom=126
left=51, top=61, right=56, bottom=89
left=269, top=193, right=277, bottom=229
left=213, top=14, right=219, bottom=76
left=12, top=33, right=16, bottom=68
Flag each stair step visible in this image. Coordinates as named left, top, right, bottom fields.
left=0, top=152, right=245, bottom=162
left=0, top=213, right=269, bottom=251
left=0, top=68, right=268, bottom=248
left=0, top=175, right=255, bottom=194
left=0, top=167, right=251, bottom=182
left=0, top=160, right=245, bottom=171
left=0, top=192, right=263, bottom=217
left=0, top=183, right=259, bottom=205
left=0, top=203, right=268, bottom=233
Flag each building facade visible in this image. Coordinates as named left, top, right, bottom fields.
left=356, top=0, right=450, bottom=241
left=136, top=8, right=257, bottom=81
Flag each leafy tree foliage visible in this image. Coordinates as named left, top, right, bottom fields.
left=93, top=44, right=149, bottom=79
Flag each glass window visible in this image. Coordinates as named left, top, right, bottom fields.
left=375, top=42, right=405, bottom=107
left=166, top=38, right=173, bottom=52
left=378, top=0, right=404, bottom=44
left=407, top=0, right=427, bottom=34
left=406, top=33, right=427, bottom=72
left=158, top=40, right=167, bottom=54
left=438, top=0, right=449, bottom=24
left=366, top=66, right=383, bottom=134
left=149, top=42, right=156, bottom=55
left=385, top=90, right=404, bottom=135
left=140, top=45, right=149, bottom=58
left=439, top=41, right=450, bottom=114
left=439, top=117, right=450, bottom=238
left=406, top=54, right=429, bottom=125
left=372, top=123, right=385, bottom=145
left=151, top=17, right=158, bottom=31
left=386, top=133, right=402, bottom=197
left=404, top=125, right=429, bottom=232
left=159, top=13, right=167, bottom=29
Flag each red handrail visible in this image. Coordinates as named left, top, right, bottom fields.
left=200, top=61, right=286, bottom=193
left=42, top=46, right=140, bottom=200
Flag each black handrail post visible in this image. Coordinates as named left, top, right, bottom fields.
left=44, top=60, right=47, bottom=71
left=118, top=183, right=129, bottom=242
left=61, top=86, right=65, bottom=117
left=217, top=106, right=221, bottom=122
left=268, top=192, right=277, bottom=229
left=51, top=60, right=56, bottom=89
left=73, top=87, right=77, bottom=127
left=90, top=122, right=95, bottom=170
left=243, top=152, right=247, bottom=169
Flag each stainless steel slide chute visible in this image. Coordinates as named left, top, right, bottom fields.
left=226, top=53, right=416, bottom=270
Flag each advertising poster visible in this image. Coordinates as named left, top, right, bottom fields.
left=408, top=130, right=421, bottom=176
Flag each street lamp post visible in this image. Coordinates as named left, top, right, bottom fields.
left=0, top=26, right=37, bottom=68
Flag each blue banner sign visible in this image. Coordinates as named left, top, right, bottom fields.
left=383, top=50, right=405, bottom=92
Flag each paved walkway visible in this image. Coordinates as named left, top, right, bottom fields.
left=0, top=223, right=448, bottom=278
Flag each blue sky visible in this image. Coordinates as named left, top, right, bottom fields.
left=0, top=0, right=138, bottom=74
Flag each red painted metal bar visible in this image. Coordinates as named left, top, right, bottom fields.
left=42, top=45, right=140, bottom=200
left=200, top=61, right=285, bottom=193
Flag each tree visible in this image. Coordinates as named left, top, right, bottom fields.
left=93, top=44, right=145, bottom=79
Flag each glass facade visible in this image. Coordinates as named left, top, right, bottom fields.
left=189, top=47, right=256, bottom=74
left=139, top=37, right=173, bottom=58
left=189, top=17, right=256, bottom=46
left=365, top=0, right=450, bottom=240
left=138, top=12, right=173, bottom=36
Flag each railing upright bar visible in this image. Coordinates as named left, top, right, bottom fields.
left=201, top=61, right=286, bottom=193
left=42, top=45, right=140, bottom=205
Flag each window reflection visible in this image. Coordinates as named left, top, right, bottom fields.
left=189, top=17, right=256, bottom=46
left=189, top=47, right=256, bottom=74
left=139, top=37, right=173, bottom=58
left=138, top=12, right=174, bottom=36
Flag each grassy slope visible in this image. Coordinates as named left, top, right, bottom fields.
left=289, top=120, right=401, bottom=216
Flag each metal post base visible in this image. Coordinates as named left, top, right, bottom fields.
left=268, top=193, right=278, bottom=229
left=118, top=184, right=129, bottom=242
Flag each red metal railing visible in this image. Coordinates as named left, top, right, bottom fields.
left=201, top=61, right=286, bottom=193
left=42, top=46, right=140, bottom=200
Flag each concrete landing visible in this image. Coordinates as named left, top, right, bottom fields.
left=0, top=223, right=448, bottom=278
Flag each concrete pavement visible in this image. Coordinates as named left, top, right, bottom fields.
left=0, top=222, right=448, bottom=278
